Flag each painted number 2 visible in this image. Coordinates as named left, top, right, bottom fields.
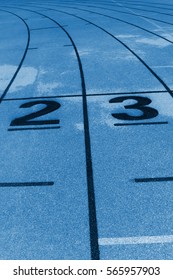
left=109, top=96, right=158, bottom=120
left=10, top=100, right=61, bottom=126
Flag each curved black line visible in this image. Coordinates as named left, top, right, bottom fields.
left=28, top=0, right=173, bottom=11
left=5, top=6, right=99, bottom=260
left=0, top=9, right=30, bottom=103
left=111, top=0, right=167, bottom=5
left=114, top=1, right=173, bottom=12
left=111, top=5, right=173, bottom=26
left=114, top=0, right=173, bottom=6
left=61, top=1, right=173, bottom=19
left=122, top=5, right=173, bottom=17
left=48, top=4, right=173, bottom=45
left=13, top=0, right=173, bottom=16
left=25, top=4, right=173, bottom=97
left=113, top=3, right=173, bottom=18
left=56, top=1, right=173, bottom=27
left=60, top=1, right=173, bottom=27
left=77, top=0, right=173, bottom=12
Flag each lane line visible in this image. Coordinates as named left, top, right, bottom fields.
left=99, top=235, right=173, bottom=245
left=28, top=47, right=38, bottom=50
left=0, top=182, right=54, bottom=187
left=30, top=27, right=58, bottom=30
left=57, top=4, right=173, bottom=45
left=135, top=176, right=173, bottom=182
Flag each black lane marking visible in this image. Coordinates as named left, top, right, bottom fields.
left=64, top=44, right=73, bottom=46
left=100, top=3, right=173, bottom=27
left=0, top=182, right=54, bottom=187
left=65, top=2, right=173, bottom=27
left=114, top=121, right=168, bottom=126
left=33, top=6, right=173, bottom=97
left=125, top=0, right=173, bottom=7
left=3, top=6, right=100, bottom=260
left=34, top=1, right=173, bottom=26
left=85, top=0, right=173, bottom=12
left=119, top=4, right=173, bottom=18
left=28, top=47, right=38, bottom=50
left=118, top=2, right=173, bottom=12
left=0, top=9, right=30, bottom=103
left=72, top=5, right=173, bottom=44
left=49, top=4, right=173, bottom=45
left=135, top=177, right=173, bottom=183
left=8, top=126, right=60, bottom=131
left=2, top=90, right=169, bottom=102
left=31, top=27, right=58, bottom=30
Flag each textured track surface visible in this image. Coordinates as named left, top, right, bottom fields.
left=0, top=0, right=173, bottom=260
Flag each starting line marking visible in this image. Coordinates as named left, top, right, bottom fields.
left=99, top=235, right=173, bottom=245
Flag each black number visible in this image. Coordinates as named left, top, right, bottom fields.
left=155, top=267, right=160, bottom=275
left=10, top=100, right=60, bottom=126
left=109, top=96, right=158, bottom=120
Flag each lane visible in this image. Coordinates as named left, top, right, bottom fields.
left=0, top=96, right=92, bottom=260
left=86, top=91, right=173, bottom=259
left=0, top=7, right=92, bottom=259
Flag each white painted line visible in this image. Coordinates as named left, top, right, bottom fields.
left=99, top=235, right=173, bottom=246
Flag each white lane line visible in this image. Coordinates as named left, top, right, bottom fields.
left=99, top=235, right=173, bottom=245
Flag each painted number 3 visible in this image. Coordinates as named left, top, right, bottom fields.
left=109, top=96, right=158, bottom=120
